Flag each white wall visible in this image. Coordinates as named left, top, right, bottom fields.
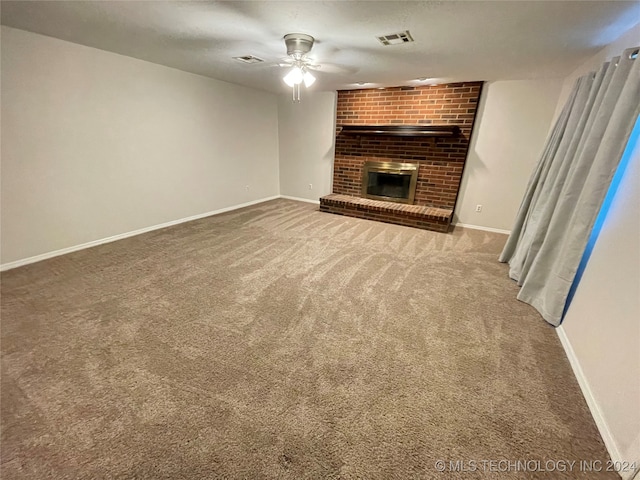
left=560, top=127, right=639, bottom=478
left=553, top=23, right=640, bottom=121
left=555, top=26, right=640, bottom=476
left=1, top=26, right=280, bottom=266
left=277, top=91, right=336, bottom=202
left=454, top=79, right=563, bottom=231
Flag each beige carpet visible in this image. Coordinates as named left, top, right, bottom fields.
left=1, top=199, right=614, bottom=479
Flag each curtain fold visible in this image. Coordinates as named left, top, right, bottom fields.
left=500, top=47, right=640, bottom=326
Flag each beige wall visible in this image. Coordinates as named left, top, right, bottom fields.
left=454, top=79, right=563, bottom=231
left=1, top=26, right=280, bottom=266
left=557, top=26, right=640, bottom=474
left=277, top=92, right=336, bottom=202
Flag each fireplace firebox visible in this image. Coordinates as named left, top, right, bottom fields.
left=361, top=161, right=418, bottom=204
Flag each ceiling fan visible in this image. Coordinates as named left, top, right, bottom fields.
left=279, top=33, right=319, bottom=102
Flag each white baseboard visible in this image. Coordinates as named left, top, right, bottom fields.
left=453, top=222, right=511, bottom=235
left=0, top=195, right=280, bottom=272
left=556, top=326, right=624, bottom=468
left=279, top=195, right=320, bottom=205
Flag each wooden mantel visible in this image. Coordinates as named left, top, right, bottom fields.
left=338, top=124, right=461, bottom=138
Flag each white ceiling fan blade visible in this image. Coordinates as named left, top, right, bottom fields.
left=309, top=63, right=358, bottom=74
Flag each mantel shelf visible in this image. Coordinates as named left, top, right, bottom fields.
left=338, top=125, right=461, bottom=138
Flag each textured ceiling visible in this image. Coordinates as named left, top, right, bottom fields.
left=1, top=1, right=639, bottom=93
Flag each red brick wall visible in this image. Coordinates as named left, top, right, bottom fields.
left=333, top=82, right=482, bottom=209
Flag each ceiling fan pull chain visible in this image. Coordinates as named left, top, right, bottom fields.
left=291, top=83, right=300, bottom=103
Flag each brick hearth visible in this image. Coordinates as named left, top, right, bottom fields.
left=320, top=194, right=451, bottom=232
left=320, top=82, right=483, bottom=232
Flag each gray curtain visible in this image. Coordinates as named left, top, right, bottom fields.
left=500, top=46, right=640, bottom=326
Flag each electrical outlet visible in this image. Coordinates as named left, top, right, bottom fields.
left=475, top=204, right=483, bottom=213
left=308, top=184, right=313, bottom=190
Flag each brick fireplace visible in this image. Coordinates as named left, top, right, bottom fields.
left=320, top=82, right=483, bottom=232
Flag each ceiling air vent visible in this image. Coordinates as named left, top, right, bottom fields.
left=376, top=30, right=414, bottom=46
left=233, top=55, right=264, bottom=64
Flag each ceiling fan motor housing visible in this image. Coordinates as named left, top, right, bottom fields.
left=284, top=33, right=314, bottom=58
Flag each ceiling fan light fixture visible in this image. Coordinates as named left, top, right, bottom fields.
left=284, top=33, right=315, bottom=57
left=281, top=33, right=317, bottom=102
left=283, top=66, right=303, bottom=87
left=303, top=71, right=316, bottom=88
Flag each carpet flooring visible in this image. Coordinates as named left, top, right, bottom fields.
left=1, top=199, right=614, bottom=479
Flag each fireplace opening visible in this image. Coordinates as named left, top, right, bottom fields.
left=361, top=161, right=418, bottom=204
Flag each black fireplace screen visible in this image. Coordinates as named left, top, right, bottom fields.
left=361, top=161, right=419, bottom=204
left=367, top=172, right=412, bottom=200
